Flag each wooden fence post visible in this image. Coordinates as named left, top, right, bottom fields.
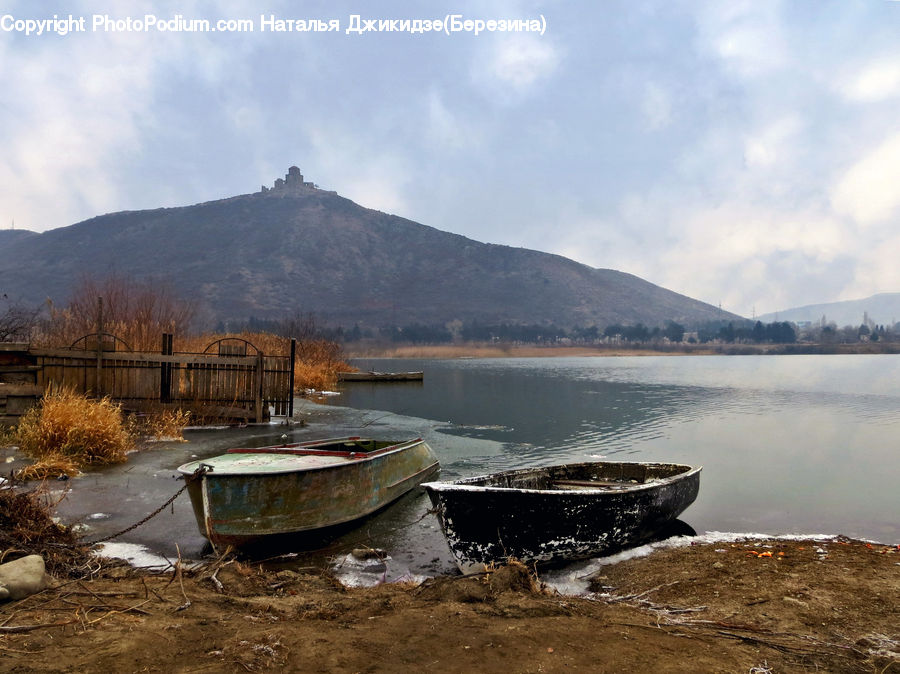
left=255, top=352, right=265, bottom=423
left=288, top=338, right=296, bottom=418
left=160, top=332, right=173, bottom=403
left=95, top=297, right=103, bottom=395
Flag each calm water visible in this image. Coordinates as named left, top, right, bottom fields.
left=40, top=354, right=898, bottom=578
left=337, top=355, right=900, bottom=545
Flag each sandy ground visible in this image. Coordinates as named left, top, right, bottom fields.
left=1, top=537, right=897, bottom=673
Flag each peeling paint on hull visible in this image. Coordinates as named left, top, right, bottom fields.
left=423, top=461, right=700, bottom=574
left=178, top=438, right=439, bottom=550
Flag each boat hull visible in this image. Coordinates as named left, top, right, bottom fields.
left=423, top=461, right=700, bottom=574
left=178, top=438, right=439, bottom=549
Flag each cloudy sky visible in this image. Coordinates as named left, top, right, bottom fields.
left=2, top=0, right=899, bottom=318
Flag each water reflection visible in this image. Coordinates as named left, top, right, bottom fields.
left=337, top=356, right=900, bottom=544
left=40, top=354, right=900, bottom=577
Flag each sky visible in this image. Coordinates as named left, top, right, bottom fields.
left=1, top=0, right=899, bottom=318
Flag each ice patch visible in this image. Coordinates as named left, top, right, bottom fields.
left=330, top=552, right=430, bottom=588
left=305, top=389, right=340, bottom=397
left=93, top=542, right=174, bottom=569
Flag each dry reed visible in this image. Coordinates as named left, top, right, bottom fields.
left=129, top=408, right=191, bottom=442
left=15, top=454, right=81, bottom=480
left=0, top=484, right=90, bottom=576
left=14, top=388, right=133, bottom=478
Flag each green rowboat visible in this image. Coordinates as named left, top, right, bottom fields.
left=177, top=436, right=439, bottom=550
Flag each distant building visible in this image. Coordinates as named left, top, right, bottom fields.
left=261, top=166, right=334, bottom=194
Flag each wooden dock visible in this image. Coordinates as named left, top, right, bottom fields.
left=338, top=371, right=424, bottom=382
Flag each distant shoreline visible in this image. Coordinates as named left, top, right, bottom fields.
left=345, top=342, right=900, bottom=359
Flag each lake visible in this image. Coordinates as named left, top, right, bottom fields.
left=336, top=354, right=900, bottom=547
left=46, top=353, right=899, bottom=579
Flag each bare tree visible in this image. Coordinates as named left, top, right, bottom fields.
left=0, top=294, right=40, bottom=342
left=37, top=274, right=195, bottom=350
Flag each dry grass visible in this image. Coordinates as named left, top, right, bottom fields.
left=129, top=407, right=191, bottom=442
left=15, top=454, right=81, bottom=480
left=14, top=388, right=133, bottom=478
left=0, top=423, right=16, bottom=448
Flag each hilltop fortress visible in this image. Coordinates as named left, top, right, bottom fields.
left=261, top=166, right=336, bottom=194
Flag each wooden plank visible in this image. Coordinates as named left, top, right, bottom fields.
left=23, top=344, right=292, bottom=422
left=29, top=348, right=260, bottom=366
left=0, top=384, right=42, bottom=396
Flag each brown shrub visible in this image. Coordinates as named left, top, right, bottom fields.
left=15, top=388, right=133, bottom=478
left=129, top=408, right=191, bottom=442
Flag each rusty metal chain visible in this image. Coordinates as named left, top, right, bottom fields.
left=51, top=465, right=208, bottom=549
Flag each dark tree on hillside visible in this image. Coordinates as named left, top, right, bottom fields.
left=391, top=323, right=452, bottom=344
left=663, top=321, right=685, bottom=342
left=766, top=321, right=796, bottom=344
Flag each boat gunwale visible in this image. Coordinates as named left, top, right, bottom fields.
left=422, top=462, right=701, bottom=496
left=176, top=437, right=430, bottom=477
left=202, top=459, right=442, bottom=541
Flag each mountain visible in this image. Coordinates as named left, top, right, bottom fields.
left=0, top=229, right=38, bottom=246
left=0, top=168, right=739, bottom=330
left=758, top=294, right=900, bottom=328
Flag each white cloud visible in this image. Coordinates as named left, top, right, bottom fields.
left=832, top=132, right=900, bottom=226
left=742, top=117, right=801, bottom=168
left=837, top=59, right=900, bottom=103
left=0, top=34, right=159, bottom=229
left=425, top=90, right=481, bottom=152
left=695, top=1, right=788, bottom=78
left=306, top=127, right=412, bottom=217
left=843, top=230, right=900, bottom=302
left=476, top=34, right=560, bottom=96
left=641, top=83, right=672, bottom=131
left=650, top=205, right=850, bottom=316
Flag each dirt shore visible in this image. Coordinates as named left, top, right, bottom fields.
left=2, top=537, right=897, bottom=673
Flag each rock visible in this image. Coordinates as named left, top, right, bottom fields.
left=782, top=596, right=808, bottom=608
left=0, top=555, right=50, bottom=601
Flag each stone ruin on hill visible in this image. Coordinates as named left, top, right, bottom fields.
left=261, top=166, right=335, bottom=194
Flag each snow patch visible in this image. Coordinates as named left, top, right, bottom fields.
left=541, top=532, right=844, bottom=596
left=92, top=542, right=174, bottom=569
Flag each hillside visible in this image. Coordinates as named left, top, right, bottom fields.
left=758, top=293, right=900, bottom=328
left=0, top=229, right=38, bottom=246
left=0, top=168, right=738, bottom=330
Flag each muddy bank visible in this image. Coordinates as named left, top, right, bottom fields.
left=1, top=538, right=897, bottom=673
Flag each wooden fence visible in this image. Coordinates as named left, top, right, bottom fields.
left=25, top=335, right=295, bottom=423
left=0, top=343, right=42, bottom=426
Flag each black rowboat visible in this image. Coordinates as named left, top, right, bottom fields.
left=423, top=461, right=700, bottom=574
